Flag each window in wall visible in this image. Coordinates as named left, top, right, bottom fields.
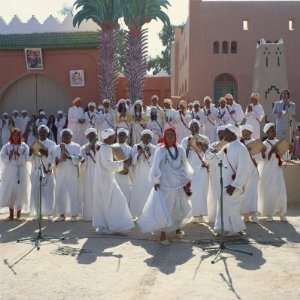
left=242, top=20, right=249, bottom=31
left=231, top=41, right=238, bottom=53
left=222, top=41, right=228, bottom=54
left=289, top=19, right=295, bottom=31
left=213, top=41, right=219, bottom=54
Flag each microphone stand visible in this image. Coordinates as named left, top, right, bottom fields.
left=17, top=155, right=65, bottom=251
left=203, top=160, right=253, bottom=264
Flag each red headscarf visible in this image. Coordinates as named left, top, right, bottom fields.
left=9, top=128, right=22, bottom=145
left=161, top=127, right=177, bottom=147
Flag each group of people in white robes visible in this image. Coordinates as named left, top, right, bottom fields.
left=0, top=92, right=291, bottom=245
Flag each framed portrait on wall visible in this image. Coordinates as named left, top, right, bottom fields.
left=24, top=48, right=44, bottom=70
left=70, top=70, right=85, bottom=87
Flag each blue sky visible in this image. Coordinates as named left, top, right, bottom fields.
left=0, top=0, right=297, bottom=57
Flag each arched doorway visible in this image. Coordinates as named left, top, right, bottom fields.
left=214, top=73, right=238, bottom=102
left=0, top=74, right=72, bottom=115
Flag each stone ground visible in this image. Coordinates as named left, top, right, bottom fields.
left=0, top=206, right=300, bottom=300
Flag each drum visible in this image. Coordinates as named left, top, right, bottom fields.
left=246, top=139, right=266, bottom=156
left=275, top=139, right=290, bottom=156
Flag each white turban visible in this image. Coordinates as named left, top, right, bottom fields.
left=85, top=127, right=97, bottom=136
left=117, top=128, right=129, bottom=136
left=21, top=110, right=27, bottom=114
left=217, top=125, right=227, bottom=133
left=88, top=102, right=96, bottom=108
left=39, top=111, right=46, bottom=116
left=57, top=110, right=63, bottom=114
left=101, top=128, right=115, bottom=140
left=240, top=124, right=254, bottom=133
left=141, top=129, right=153, bottom=138
left=263, top=123, right=275, bottom=134
left=225, top=124, right=240, bottom=137
left=189, top=119, right=201, bottom=128
left=103, top=99, right=110, bottom=104
left=3, top=112, right=8, bottom=116
left=38, top=124, right=49, bottom=133
left=193, top=100, right=200, bottom=105
left=60, top=128, right=73, bottom=137
left=12, top=110, right=19, bottom=114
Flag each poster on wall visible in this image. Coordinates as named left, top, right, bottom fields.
left=24, top=48, right=44, bottom=70
left=70, top=70, right=85, bottom=87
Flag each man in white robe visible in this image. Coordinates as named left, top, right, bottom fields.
left=225, top=94, right=245, bottom=126
left=55, top=111, right=66, bottom=144
left=147, top=108, right=163, bottom=144
left=19, top=110, right=31, bottom=136
left=80, top=128, right=100, bottom=221
left=162, top=98, right=179, bottom=131
left=131, top=100, right=148, bottom=145
left=11, top=110, right=22, bottom=129
left=93, top=128, right=134, bottom=233
left=130, top=130, right=156, bottom=218
left=85, top=102, right=98, bottom=131
left=258, top=123, right=287, bottom=221
left=35, top=111, right=48, bottom=128
left=114, top=128, right=133, bottom=201
left=182, top=119, right=210, bottom=222
left=272, top=89, right=296, bottom=141
left=30, top=125, right=56, bottom=218
left=245, top=92, right=265, bottom=140
left=202, top=96, right=218, bottom=142
left=97, top=99, right=115, bottom=132
left=68, top=97, right=86, bottom=145
left=216, top=97, right=231, bottom=126
left=214, top=124, right=252, bottom=236
left=176, top=100, right=192, bottom=143
left=54, top=129, right=82, bottom=221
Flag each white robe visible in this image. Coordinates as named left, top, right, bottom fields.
left=245, top=104, right=265, bottom=139
left=258, top=139, right=287, bottom=217
left=80, top=143, right=99, bottom=221
left=226, top=102, right=245, bottom=126
left=147, top=120, right=163, bottom=145
left=97, top=110, right=115, bottom=133
left=68, top=106, right=86, bottom=145
left=182, top=136, right=209, bottom=217
left=92, top=143, right=134, bottom=233
left=214, top=140, right=252, bottom=234
left=114, top=143, right=132, bottom=202
left=176, top=112, right=192, bottom=143
left=0, top=119, right=13, bottom=147
left=19, top=116, right=30, bottom=135
left=54, top=142, right=82, bottom=216
left=202, top=106, right=218, bottom=143
left=30, top=139, right=56, bottom=216
left=216, top=107, right=231, bottom=126
left=131, top=121, right=146, bottom=146
left=130, top=143, right=156, bottom=218
left=55, top=116, right=66, bottom=144
left=240, top=139, right=259, bottom=215
left=0, top=143, right=30, bottom=209
left=138, top=145, right=193, bottom=233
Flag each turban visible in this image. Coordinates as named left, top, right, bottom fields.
left=101, top=128, right=115, bottom=140
left=103, top=99, right=110, bottom=104
left=21, top=110, right=27, bottom=114
left=117, top=128, right=129, bottom=136
left=204, top=96, right=212, bottom=103
left=251, top=92, right=260, bottom=101
left=85, top=128, right=97, bottom=137
left=12, top=110, right=19, bottom=114
left=3, top=112, right=8, bottom=116
left=38, top=125, right=49, bottom=133
left=225, top=93, right=234, bottom=100
left=39, top=111, right=46, bottom=116
left=57, top=110, right=63, bottom=114
left=217, top=125, right=227, bottom=133
left=193, top=100, right=200, bottom=105
left=88, top=102, right=96, bottom=108
left=263, top=123, right=275, bottom=134
left=240, top=124, right=254, bottom=133
left=60, top=128, right=73, bottom=137
left=141, top=129, right=153, bottom=138
left=72, top=97, right=81, bottom=105
left=225, top=124, right=240, bottom=137
left=188, top=119, right=201, bottom=128
left=163, top=98, right=172, bottom=105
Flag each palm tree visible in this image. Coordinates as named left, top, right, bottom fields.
left=73, top=0, right=123, bottom=102
left=123, top=0, right=171, bottom=102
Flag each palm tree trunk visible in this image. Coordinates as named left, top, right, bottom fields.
left=125, top=26, right=148, bottom=103
left=99, top=29, right=118, bottom=102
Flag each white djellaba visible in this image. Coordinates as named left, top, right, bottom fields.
left=0, top=142, right=30, bottom=211
left=54, top=131, right=82, bottom=217
left=92, top=129, right=134, bottom=233
left=30, top=134, right=56, bottom=217
left=138, top=143, right=193, bottom=233
left=181, top=134, right=210, bottom=218
left=258, top=124, right=287, bottom=218
left=80, top=128, right=100, bottom=221
left=214, top=125, right=252, bottom=235
left=130, top=133, right=157, bottom=218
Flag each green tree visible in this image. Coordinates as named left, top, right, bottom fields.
left=122, top=0, right=171, bottom=102
left=73, top=0, right=123, bottom=102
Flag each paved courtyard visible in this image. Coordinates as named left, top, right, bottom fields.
left=0, top=206, right=300, bottom=300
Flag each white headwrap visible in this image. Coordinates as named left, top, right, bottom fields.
left=39, top=111, right=46, bottom=116
left=263, top=123, right=275, bottom=134
left=217, top=125, right=227, bottom=133
left=240, top=124, right=254, bottom=133
left=57, top=110, right=63, bottom=114
left=85, top=127, right=97, bottom=136
left=193, top=100, right=200, bottom=106
left=38, top=124, right=50, bottom=133
left=225, top=124, right=240, bottom=137
left=60, top=128, right=73, bottom=137
left=21, top=110, right=27, bottom=114
left=12, top=110, right=19, bottom=114
left=88, top=102, right=96, bottom=108
left=101, top=128, right=115, bottom=140
left=141, top=129, right=153, bottom=138
left=189, top=119, right=201, bottom=128
left=3, top=112, right=8, bottom=116
left=117, top=128, right=129, bottom=136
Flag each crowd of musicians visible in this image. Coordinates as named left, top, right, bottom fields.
left=0, top=90, right=297, bottom=244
